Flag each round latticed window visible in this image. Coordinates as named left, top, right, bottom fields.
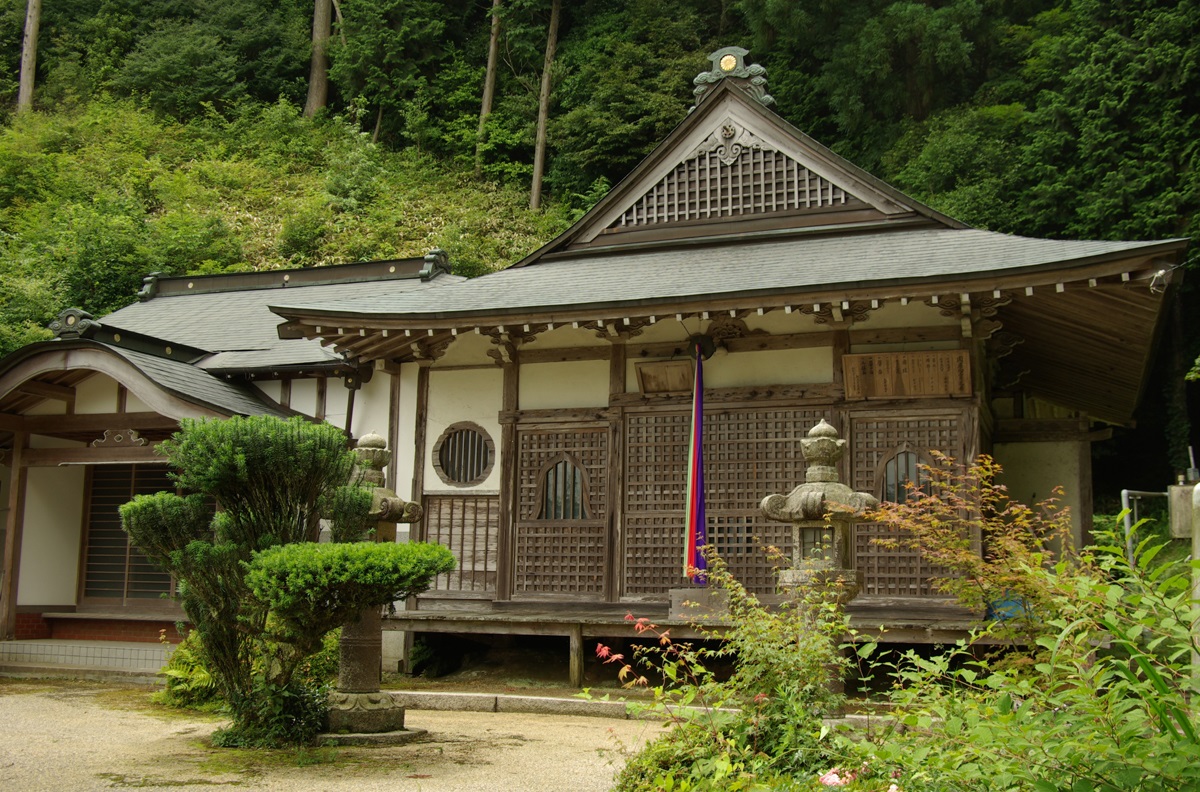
left=433, top=422, right=495, bottom=487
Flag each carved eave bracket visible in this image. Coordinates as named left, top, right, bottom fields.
left=798, top=300, right=878, bottom=326
left=92, top=429, right=149, bottom=448
left=926, top=292, right=1012, bottom=339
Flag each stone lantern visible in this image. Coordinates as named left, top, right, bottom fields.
left=760, top=420, right=877, bottom=602
left=326, top=432, right=423, bottom=738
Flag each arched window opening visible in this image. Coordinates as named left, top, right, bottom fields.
left=883, top=450, right=922, bottom=503
left=541, top=458, right=589, bottom=520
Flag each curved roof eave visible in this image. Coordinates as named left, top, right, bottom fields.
left=0, top=340, right=292, bottom=420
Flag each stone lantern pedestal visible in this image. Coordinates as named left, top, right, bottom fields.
left=761, top=420, right=877, bottom=604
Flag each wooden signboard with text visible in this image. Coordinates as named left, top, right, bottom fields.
left=842, top=349, right=971, bottom=399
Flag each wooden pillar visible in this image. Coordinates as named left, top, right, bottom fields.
left=387, top=367, right=401, bottom=495
left=496, top=351, right=519, bottom=601
left=410, top=364, right=431, bottom=539
left=1, top=433, right=28, bottom=640
left=568, top=623, right=584, bottom=688
left=605, top=342, right=626, bottom=602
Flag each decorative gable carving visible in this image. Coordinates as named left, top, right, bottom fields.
left=608, top=118, right=865, bottom=231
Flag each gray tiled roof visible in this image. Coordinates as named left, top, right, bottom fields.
left=271, top=228, right=1181, bottom=321
left=104, top=275, right=464, bottom=363
left=111, top=346, right=289, bottom=417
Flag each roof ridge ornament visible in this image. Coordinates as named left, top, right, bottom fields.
left=691, top=47, right=774, bottom=111
left=49, top=308, right=100, bottom=340
left=420, top=248, right=452, bottom=281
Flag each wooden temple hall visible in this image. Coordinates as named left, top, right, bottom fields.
left=0, top=48, right=1187, bottom=682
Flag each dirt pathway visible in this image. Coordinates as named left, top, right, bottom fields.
left=0, top=680, right=660, bottom=792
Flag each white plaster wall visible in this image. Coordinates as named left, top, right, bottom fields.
left=125, top=391, right=151, bottom=412
left=350, top=370, right=393, bottom=441
left=74, top=374, right=119, bottom=414
left=17, top=465, right=85, bottom=606
left=436, top=332, right=499, bottom=366
left=424, top=368, right=503, bottom=493
left=254, top=380, right=283, bottom=406
left=323, top=382, right=351, bottom=431
left=290, top=379, right=319, bottom=418
left=394, top=364, right=420, bottom=501
left=22, top=399, right=65, bottom=416
left=994, top=441, right=1085, bottom=549
left=520, top=360, right=608, bottom=409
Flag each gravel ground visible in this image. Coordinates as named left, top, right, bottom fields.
left=0, top=680, right=660, bottom=792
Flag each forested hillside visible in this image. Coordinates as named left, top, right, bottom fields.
left=1, top=0, right=1197, bottom=480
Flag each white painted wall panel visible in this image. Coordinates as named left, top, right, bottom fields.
left=290, top=379, right=319, bottom=418
left=520, top=360, right=608, bottom=409
left=74, top=374, right=118, bottom=414
left=425, top=368, right=503, bottom=493
left=17, top=465, right=85, bottom=606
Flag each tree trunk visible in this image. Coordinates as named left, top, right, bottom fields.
left=304, top=0, right=333, bottom=118
left=16, top=0, right=41, bottom=114
left=475, top=0, right=503, bottom=178
left=529, top=0, right=560, bottom=211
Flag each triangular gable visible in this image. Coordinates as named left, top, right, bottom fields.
left=516, top=69, right=963, bottom=266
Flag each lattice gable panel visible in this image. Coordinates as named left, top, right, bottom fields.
left=608, top=121, right=869, bottom=231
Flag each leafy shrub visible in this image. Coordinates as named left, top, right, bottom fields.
left=245, top=541, right=455, bottom=655
left=154, top=630, right=221, bottom=709
left=865, top=521, right=1200, bottom=791
left=609, top=555, right=855, bottom=791
left=867, top=453, right=1074, bottom=647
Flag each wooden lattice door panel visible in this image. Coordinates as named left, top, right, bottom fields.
left=513, top=427, right=608, bottom=597
left=623, top=407, right=827, bottom=597
left=423, top=494, right=499, bottom=595
left=848, top=412, right=966, bottom=597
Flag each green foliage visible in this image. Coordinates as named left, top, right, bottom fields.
left=610, top=555, right=853, bottom=791
left=120, top=415, right=449, bottom=746
left=867, top=453, right=1075, bottom=648
left=157, top=415, right=358, bottom=546
left=153, top=631, right=222, bottom=709
left=863, top=520, right=1200, bottom=791
left=245, top=542, right=454, bottom=655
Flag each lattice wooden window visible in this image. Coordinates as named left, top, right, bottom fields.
left=610, top=148, right=863, bottom=229
left=882, top=449, right=923, bottom=503
left=849, top=414, right=965, bottom=597
left=514, top=429, right=608, bottom=596
left=432, top=422, right=494, bottom=487
left=423, top=494, right=499, bottom=595
left=537, top=455, right=590, bottom=520
left=82, top=464, right=175, bottom=604
left=623, top=407, right=826, bottom=598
